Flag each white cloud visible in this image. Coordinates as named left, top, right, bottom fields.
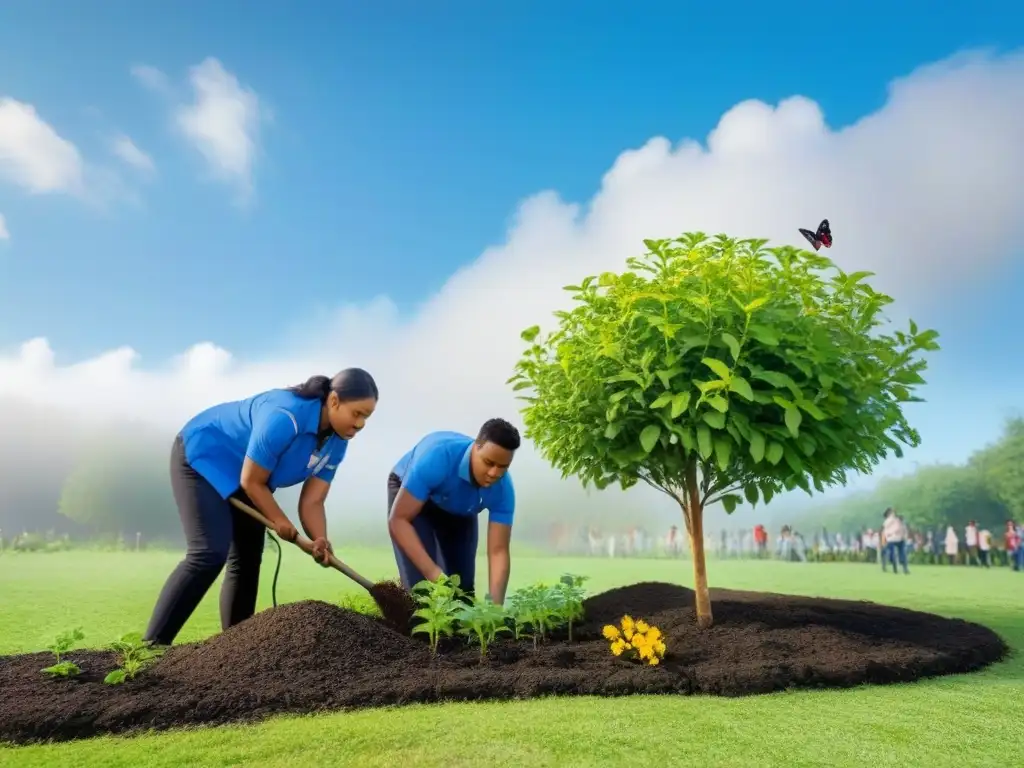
left=0, top=213, right=8, bottom=240
left=174, top=58, right=263, bottom=199
left=3, top=50, right=1024, bottom=532
left=0, top=98, right=84, bottom=194
left=130, top=64, right=171, bottom=96
left=110, top=133, right=155, bottom=175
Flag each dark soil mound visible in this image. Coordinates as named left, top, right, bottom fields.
left=0, top=582, right=1008, bottom=745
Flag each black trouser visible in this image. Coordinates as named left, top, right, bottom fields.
left=387, top=472, right=478, bottom=596
left=143, top=435, right=265, bottom=645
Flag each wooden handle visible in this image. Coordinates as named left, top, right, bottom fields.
left=228, top=497, right=375, bottom=591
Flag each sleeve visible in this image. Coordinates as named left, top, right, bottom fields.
left=401, top=446, right=449, bottom=502
left=311, top=437, right=348, bottom=485
left=245, top=407, right=299, bottom=473
left=488, top=476, right=515, bottom=527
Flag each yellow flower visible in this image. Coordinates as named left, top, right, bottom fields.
left=610, top=639, right=627, bottom=656
left=635, top=620, right=650, bottom=633
left=637, top=645, right=652, bottom=660
left=648, top=656, right=660, bottom=666
left=646, top=627, right=661, bottom=642
left=623, top=628, right=634, bottom=641
left=620, top=616, right=635, bottom=633
left=654, top=640, right=667, bottom=656
left=602, top=624, right=621, bottom=640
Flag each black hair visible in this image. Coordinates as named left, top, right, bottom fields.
left=476, top=418, right=521, bottom=452
left=288, top=368, right=379, bottom=403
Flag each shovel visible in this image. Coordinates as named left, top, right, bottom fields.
left=228, top=497, right=416, bottom=632
left=229, top=496, right=374, bottom=588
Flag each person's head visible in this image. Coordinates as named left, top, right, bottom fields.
left=883, top=507, right=894, bottom=518
left=469, top=417, right=520, bottom=487
left=288, top=368, right=379, bottom=440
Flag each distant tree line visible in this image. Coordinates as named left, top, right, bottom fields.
left=795, top=416, right=1024, bottom=532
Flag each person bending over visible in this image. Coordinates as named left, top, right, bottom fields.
left=143, top=368, right=379, bottom=646
left=387, top=419, right=519, bottom=604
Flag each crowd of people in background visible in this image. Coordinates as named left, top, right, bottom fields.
left=549, top=516, right=1024, bottom=572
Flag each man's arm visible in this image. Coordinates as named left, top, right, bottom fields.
left=486, top=521, right=512, bottom=605
left=388, top=452, right=449, bottom=583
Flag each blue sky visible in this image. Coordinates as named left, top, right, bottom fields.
left=1, top=0, right=1023, bottom=500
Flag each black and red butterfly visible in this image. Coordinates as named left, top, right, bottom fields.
left=798, top=219, right=832, bottom=250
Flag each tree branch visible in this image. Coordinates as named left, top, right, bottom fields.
left=637, top=472, right=679, bottom=502
left=705, top=484, right=744, bottom=506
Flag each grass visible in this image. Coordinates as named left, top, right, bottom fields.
left=0, top=547, right=1021, bottom=767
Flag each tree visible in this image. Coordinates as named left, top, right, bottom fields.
left=971, top=416, right=1024, bottom=521
left=510, top=232, right=939, bottom=627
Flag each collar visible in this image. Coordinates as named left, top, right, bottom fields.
left=458, top=443, right=477, bottom=486
left=301, top=397, right=323, bottom=435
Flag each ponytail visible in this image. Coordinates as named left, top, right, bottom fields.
left=287, top=368, right=378, bottom=403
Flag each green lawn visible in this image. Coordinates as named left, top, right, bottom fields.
left=1, top=548, right=1020, bottom=767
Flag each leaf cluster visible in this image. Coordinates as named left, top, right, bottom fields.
left=510, top=232, right=940, bottom=511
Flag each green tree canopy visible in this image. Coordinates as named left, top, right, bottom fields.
left=511, top=232, right=939, bottom=626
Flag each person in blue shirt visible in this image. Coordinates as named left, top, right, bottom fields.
left=142, top=368, right=379, bottom=646
left=387, top=419, right=520, bottom=605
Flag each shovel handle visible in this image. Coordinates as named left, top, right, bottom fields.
left=228, top=497, right=375, bottom=591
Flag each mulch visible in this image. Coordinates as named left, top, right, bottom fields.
left=0, top=581, right=1008, bottom=745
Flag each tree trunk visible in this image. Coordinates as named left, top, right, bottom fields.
left=684, top=459, right=713, bottom=629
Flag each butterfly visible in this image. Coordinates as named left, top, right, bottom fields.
left=798, top=219, right=832, bottom=250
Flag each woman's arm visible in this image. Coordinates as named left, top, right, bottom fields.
left=240, top=459, right=297, bottom=540
left=298, top=476, right=330, bottom=541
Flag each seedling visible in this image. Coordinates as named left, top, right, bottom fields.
left=602, top=615, right=667, bottom=666
left=511, top=583, right=564, bottom=649
left=554, top=573, right=589, bottom=642
left=103, top=632, right=165, bottom=684
left=40, top=627, right=85, bottom=678
left=411, top=574, right=464, bottom=655
left=504, top=590, right=532, bottom=641
left=455, top=596, right=510, bottom=661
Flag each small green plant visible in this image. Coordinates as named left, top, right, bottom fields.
left=41, top=627, right=85, bottom=678
left=512, top=583, right=564, bottom=649
left=411, top=574, right=464, bottom=655
left=103, top=632, right=165, bottom=684
left=554, top=573, right=589, bottom=642
left=455, top=596, right=510, bottom=661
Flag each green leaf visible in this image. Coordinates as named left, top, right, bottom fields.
left=604, top=423, right=623, bottom=440
left=713, top=436, right=732, bottom=471
left=728, top=375, right=754, bottom=401
left=796, top=398, right=827, bottom=420
left=701, top=394, right=727, bottom=414
left=818, top=373, right=834, bottom=389
left=702, top=411, right=726, bottom=429
left=679, top=427, right=695, bottom=453
left=639, top=424, right=661, bottom=453
left=721, top=332, right=741, bottom=361
left=784, top=405, right=802, bottom=437
left=520, top=325, right=541, bottom=342
left=670, top=392, right=691, bottom=419
left=748, top=324, right=780, bottom=346
left=743, top=483, right=759, bottom=505
left=696, top=425, right=713, bottom=459
left=766, top=441, right=784, bottom=465
left=720, top=493, right=740, bottom=514
left=744, top=297, right=768, bottom=313
left=702, top=357, right=732, bottom=380
left=749, top=429, right=766, bottom=463
left=649, top=393, right=673, bottom=409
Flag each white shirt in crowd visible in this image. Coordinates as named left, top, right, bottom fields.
left=883, top=515, right=905, bottom=543
left=979, top=529, right=992, bottom=551
left=965, top=524, right=979, bottom=547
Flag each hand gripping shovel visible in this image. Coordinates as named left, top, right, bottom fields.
left=228, top=497, right=416, bottom=633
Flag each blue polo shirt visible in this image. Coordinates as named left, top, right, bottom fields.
left=180, top=389, right=348, bottom=499
left=392, top=431, right=515, bottom=527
